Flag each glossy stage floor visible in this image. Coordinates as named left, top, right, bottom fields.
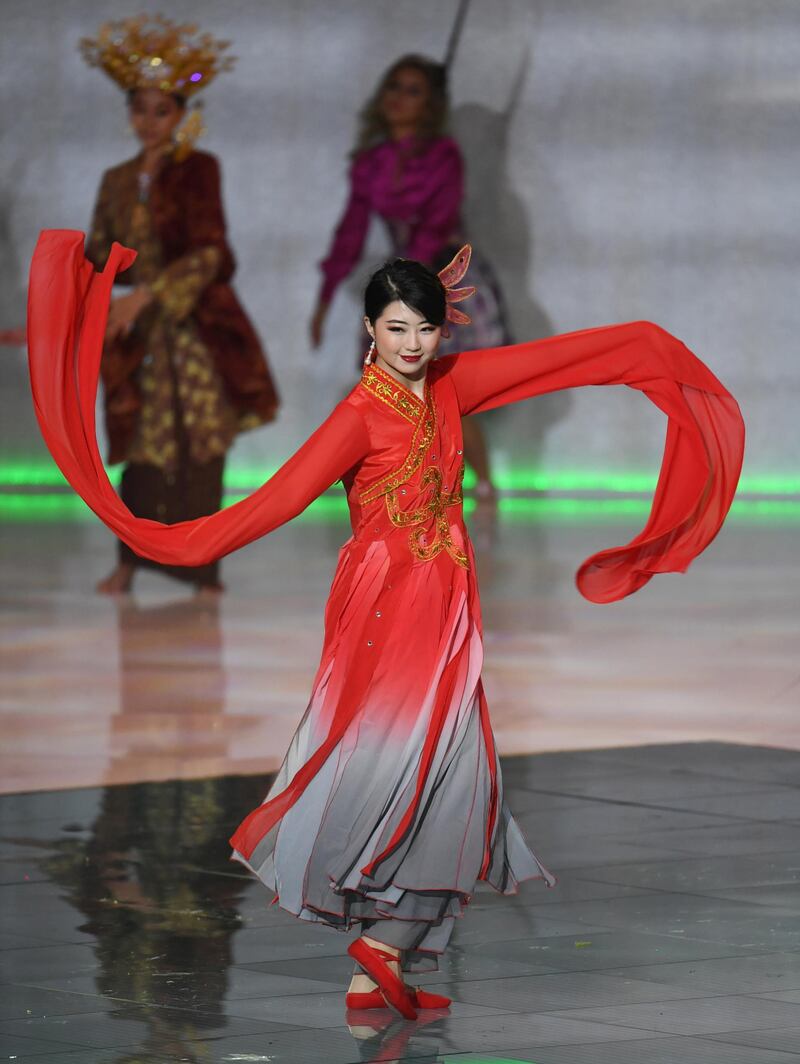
left=1, top=498, right=799, bottom=1061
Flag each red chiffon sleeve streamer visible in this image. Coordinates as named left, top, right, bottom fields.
left=441, top=321, right=745, bottom=603
left=27, top=231, right=370, bottom=564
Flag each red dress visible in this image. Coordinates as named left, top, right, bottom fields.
left=27, top=231, right=745, bottom=968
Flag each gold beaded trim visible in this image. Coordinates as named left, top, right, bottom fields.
left=359, top=390, right=437, bottom=505
left=359, top=364, right=425, bottom=425
left=386, top=465, right=469, bottom=569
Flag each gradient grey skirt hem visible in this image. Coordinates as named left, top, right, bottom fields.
left=231, top=800, right=555, bottom=973
left=230, top=595, right=555, bottom=973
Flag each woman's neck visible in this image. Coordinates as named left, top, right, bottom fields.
left=388, top=123, right=420, bottom=143
left=374, top=356, right=427, bottom=399
left=139, top=142, right=173, bottom=176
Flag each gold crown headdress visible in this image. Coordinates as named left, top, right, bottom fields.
left=79, top=14, right=235, bottom=98
left=80, top=15, right=235, bottom=158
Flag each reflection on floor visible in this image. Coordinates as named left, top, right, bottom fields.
left=1, top=507, right=798, bottom=793
left=1, top=743, right=798, bottom=1062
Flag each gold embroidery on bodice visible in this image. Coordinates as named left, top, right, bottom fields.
left=359, top=368, right=436, bottom=506
left=387, top=465, right=468, bottom=568
left=358, top=363, right=468, bottom=568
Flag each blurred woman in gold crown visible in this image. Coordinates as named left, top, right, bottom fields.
left=80, top=15, right=279, bottom=594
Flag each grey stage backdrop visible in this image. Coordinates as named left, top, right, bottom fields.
left=1, top=0, right=796, bottom=487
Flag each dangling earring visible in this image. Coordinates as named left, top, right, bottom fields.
left=364, top=340, right=376, bottom=367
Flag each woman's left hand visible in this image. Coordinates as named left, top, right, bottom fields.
left=105, top=287, right=152, bottom=344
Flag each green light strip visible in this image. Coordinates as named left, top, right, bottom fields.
left=0, top=492, right=348, bottom=524
left=497, top=496, right=800, bottom=522
left=0, top=463, right=121, bottom=487
left=2, top=491, right=799, bottom=525
left=2, top=460, right=799, bottom=497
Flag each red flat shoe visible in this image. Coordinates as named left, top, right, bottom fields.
left=413, top=988, right=451, bottom=1009
left=347, top=940, right=418, bottom=1020
left=345, top=987, right=452, bottom=1010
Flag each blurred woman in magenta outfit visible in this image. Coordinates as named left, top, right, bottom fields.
left=310, top=55, right=510, bottom=497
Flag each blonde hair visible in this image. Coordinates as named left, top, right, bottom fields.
left=353, top=54, right=448, bottom=157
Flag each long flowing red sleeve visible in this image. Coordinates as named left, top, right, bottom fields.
left=27, top=230, right=369, bottom=567
left=439, top=325, right=745, bottom=602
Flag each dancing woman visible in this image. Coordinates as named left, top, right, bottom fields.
left=81, top=16, right=279, bottom=594
left=28, top=234, right=743, bottom=1017
left=311, top=54, right=509, bottom=496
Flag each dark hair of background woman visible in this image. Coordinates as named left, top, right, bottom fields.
left=364, top=258, right=447, bottom=326
left=353, top=54, right=448, bottom=156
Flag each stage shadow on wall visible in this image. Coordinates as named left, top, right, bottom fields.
left=451, top=72, right=572, bottom=477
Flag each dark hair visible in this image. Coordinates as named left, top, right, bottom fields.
left=364, top=258, right=446, bottom=325
left=126, top=88, right=186, bottom=109
left=353, top=54, right=448, bottom=156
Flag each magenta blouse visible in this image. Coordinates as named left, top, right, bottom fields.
left=319, top=135, right=464, bottom=305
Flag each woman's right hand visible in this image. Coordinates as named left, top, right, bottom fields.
left=105, top=286, right=152, bottom=344
left=309, top=301, right=329, bottom=349
left=0, top=327, right=26, bottom=346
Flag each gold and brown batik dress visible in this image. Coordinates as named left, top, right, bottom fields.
left=86, top=148, right=278, bottom=585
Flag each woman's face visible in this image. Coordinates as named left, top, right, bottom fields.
left=379, top=65, right=431, bottom=132
left=128, top=88, right=184, bottom=151
left=366, top=300, right=441, bottom=384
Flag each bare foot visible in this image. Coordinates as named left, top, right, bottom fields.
left=194, top=582, right=225, bottom=599
left=473, top=478, right=498, bottom=503
left=96, top=563, right=134, bottom=595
